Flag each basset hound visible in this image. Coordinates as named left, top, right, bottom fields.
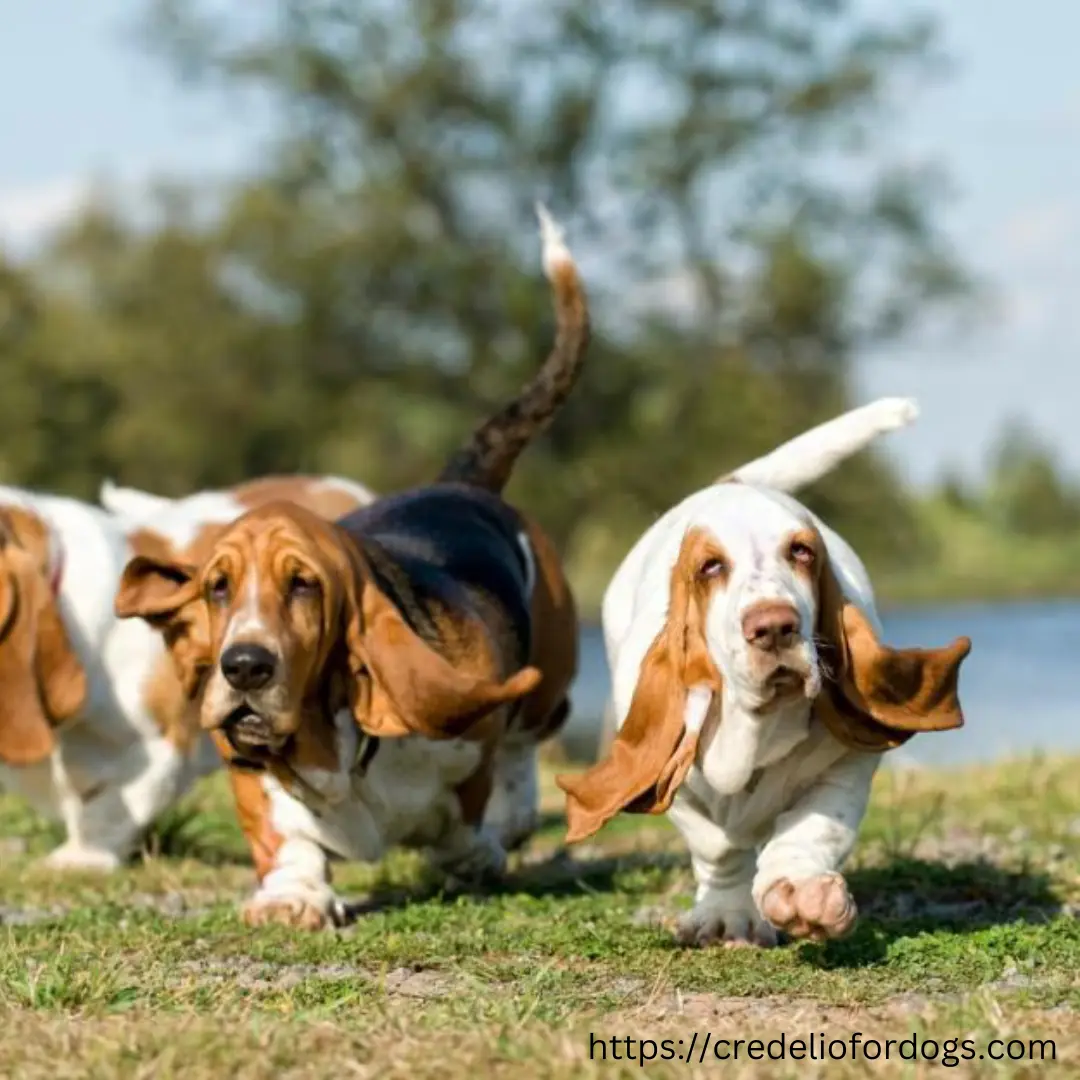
left=559, top=420, right=970, bottom=947
left=595, top=396, right=921, bottom=754
left=0, top=475, right=373, bottom=871
left=114, top=207, right=589, bottom=930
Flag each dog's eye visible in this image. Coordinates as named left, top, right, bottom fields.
left=789, top=541, right=815, bottom=566
left=698, top=558, right=727, bottom=579
left=206, top=575, right=230, bottom=604
left=287, top=573, right=319, bottom=598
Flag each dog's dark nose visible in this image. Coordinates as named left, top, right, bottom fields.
left=742, top=602, right=801, bottom=652
left=220, top=643, right=277, bottom=691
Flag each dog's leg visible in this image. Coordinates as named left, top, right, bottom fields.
left=240, top=778, right=346, bottom=930
left=482, top=740, right=540, bottom=852
left=42, top=736, right=190, bottom=872
left=668, top=794, right=776, bottom=948
left=752, top=752, right=879, bottom=941
left=429, top=820, right=508, bottom=887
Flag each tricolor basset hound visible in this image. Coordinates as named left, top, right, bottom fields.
left=0, top=475, right=373, bottom=871
left=114, top=207, right=589, bottom=930
left=559, top=417, right=971, bottom=947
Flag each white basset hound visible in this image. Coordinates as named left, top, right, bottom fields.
left=0, top=475, right=374, bottom=871
left=560, top=398, right=970, bottom=947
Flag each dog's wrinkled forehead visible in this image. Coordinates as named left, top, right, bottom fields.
left=689, top=484, right=813, bottom=570
left=203, top=503, right=334, bottom=578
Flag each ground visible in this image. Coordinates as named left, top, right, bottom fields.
left=2, top=755, right=1079, bottom=1078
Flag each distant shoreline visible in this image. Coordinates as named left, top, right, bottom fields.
left=574, top=589, right=1080, bottom=628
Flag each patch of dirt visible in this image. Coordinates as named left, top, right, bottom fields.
left=0, top=904, right=64, bottom=926
left=178, top=957, right=456, bottom=998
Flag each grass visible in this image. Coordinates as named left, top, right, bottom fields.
left=3, top=757, right=1080, bottom=1077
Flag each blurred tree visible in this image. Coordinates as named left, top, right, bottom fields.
left=984, top=422, right=1080, bottom=538
left=0, top=0, right=972, bottom=607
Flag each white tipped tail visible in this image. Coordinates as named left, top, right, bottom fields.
left=726, top=397, right=919, bottom=493
left=536, top=202, right=572, bottom=279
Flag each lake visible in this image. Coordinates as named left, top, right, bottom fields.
left=561, top=599, right=1078, bottom=767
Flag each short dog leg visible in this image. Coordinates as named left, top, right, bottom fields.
left=668, top=795, right=776, bottom=948
left=752, top=753, right=878, bottom=941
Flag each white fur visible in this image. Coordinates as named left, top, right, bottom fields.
left=245, top=709, right=531, bottom=925
left=98, top=476, right=377, bottom=549
left=0, top=486, right=221, bottom=870
left=536, top=202, right=573, bottom=278
left=602, top=480, right=886, bottom=946
left=602, top=397, right=914, bottom=674
left=728, top=397, right=917, bottom=492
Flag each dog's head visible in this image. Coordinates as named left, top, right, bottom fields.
left=115, top=501, right=541, bottom=765
left=0, top=506, right=87, bottom=766
left=559, top=484, right=971, bottom=842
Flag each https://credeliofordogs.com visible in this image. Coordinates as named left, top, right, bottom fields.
left=587, top=1031, right=1057, bottom=1067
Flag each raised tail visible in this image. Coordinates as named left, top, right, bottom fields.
left=438, top=205, right=590, bottom=493
left=724, top=396, right=919, bottom=493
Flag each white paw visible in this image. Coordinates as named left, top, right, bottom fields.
left=484, top=745, right=540, bottom=852
left=242, top=886, right=345, bottom=931
left=870, top=396, right=919, bottom=432
left=675, top=894, right=778, bottom=949
left=41, top=843, right=122, bottom=873
left=758, top=872, right=858, bottom=941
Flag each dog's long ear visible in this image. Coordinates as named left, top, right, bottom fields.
left=557, top=529, right=723, bottom=844
left=0, top=513, right=87, bottom=767
left=0, top=568, right=57, bottom=766
left=115, top=555, right=200, bottom=622
left=814, top=538, right=970, bottom=752
left=342, top=552, right=540, bottom=740
left=34, top=592, right=87, bottom=727
left=115, top=555, right=211, bottom=699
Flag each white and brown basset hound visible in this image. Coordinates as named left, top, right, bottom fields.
left=560, top=400, right=971, bottom=947
left=0, top=475, right=373, bottom=871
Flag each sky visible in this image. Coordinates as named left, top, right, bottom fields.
left=0, top=1, right=1077, bottom=489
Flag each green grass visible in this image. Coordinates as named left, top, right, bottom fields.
left=3, top=757, right=1080, bottom=1076
left=873, top=498, right=1080, bottom=607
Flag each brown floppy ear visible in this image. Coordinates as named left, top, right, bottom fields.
left=344, top=577, right=541, bottom=740
left=34, top=595, right=88, bottom=726
left=0, top=571, right=56, bottom=766
left=556, top=529, right=722, bottom=844
left=0, top=553, right=87, bottom=766
left=115, top=555, right=210, bottom=698
left=814, top=541, right=970, bottom=752
left=115, top=555, right=200, bottom=622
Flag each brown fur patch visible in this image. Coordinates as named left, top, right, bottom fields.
left=556, top=528, right=727, bottom=843
left=234, top=476, right=365, bottom=523
left=0, top=506, right=87, bottom=766
left=226, top=768, right=284, bottom=883
left=512, top=517, right=578, bottom=744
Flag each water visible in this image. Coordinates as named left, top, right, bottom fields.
left=561, top=600, right=1079, bottom=768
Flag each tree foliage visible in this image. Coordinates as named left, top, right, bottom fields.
left=0, top=0, right=978, bottom=605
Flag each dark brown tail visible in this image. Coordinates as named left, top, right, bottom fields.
left=438, top=205, right=590, bottom=493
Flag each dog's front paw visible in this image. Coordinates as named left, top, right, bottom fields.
left=432, top=827, right=508, bottom=889
left=241, top=890, right=344, bottom=931
left=759, top=872, right=857, bottom=941
left=675, top=896, right=778, bottom=949
left=40, top=842, right=122, bottom=873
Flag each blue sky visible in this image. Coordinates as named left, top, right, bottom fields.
left=1, top=1, right=1077, bottom=489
